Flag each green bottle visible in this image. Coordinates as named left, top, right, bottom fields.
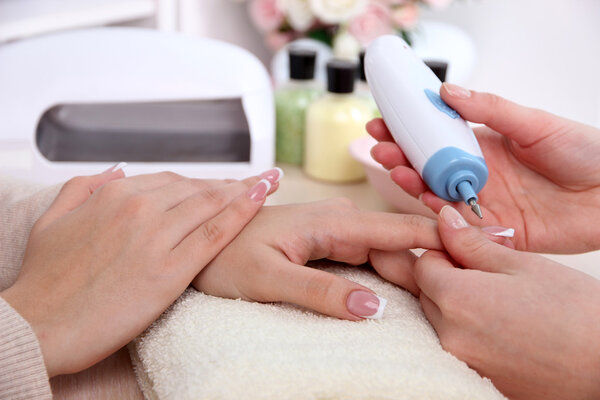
left=275, top=48, right=322, bottom=165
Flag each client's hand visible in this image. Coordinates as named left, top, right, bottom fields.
left=367, top=84, right=600, bottom=253
left=193, top=199, right=443, bottom=320
left=1, top=168, right=279, bottom=377
left=414, top=206, right=600, bottom=400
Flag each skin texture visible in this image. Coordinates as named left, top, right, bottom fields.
left=416, top=206, right=600, bottom=400
left=367, top=83, right=600, bottom=253
left=0, top=169, right=278, bottom=377
left=193, top=198, right=444, bottom=319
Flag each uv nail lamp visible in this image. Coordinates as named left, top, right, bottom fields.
left=0, top=28, right=274, bottom=184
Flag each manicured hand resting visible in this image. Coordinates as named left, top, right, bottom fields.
left=193, top=199, right=444, bottom=320
left=367, top=84, right=600, bottom=253
left=1, top=167, right=279, bottom=377
left=415, top=206, right=600, bottom=400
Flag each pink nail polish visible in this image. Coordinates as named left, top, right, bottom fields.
left=258, top=167, right=284, bottom=184
left=247, top=179, right=271, bottom=201
left=346, top=290, right=387, bottom=319
left=443, top=82, right=471, bottom=99
left=482, top=226, right=515, bottom=238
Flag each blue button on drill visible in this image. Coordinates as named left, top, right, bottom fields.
left=424, top=88, right=459, bottom=119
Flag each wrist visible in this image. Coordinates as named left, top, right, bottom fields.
left=1, top=285, right=61, bottom=377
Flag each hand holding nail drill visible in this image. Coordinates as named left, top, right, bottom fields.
left=365, top=36, right=600, bottom=400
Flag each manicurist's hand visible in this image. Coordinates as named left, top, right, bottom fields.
left=414, top=206, right=600, bottom=400
left=0, top=167, right=280, bottom=377
left=367, top=84, right=600, bottom=253
left=193, top=198, right=443, bottom=320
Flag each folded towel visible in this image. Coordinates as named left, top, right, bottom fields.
left=130, top=262, right=506, bottom=400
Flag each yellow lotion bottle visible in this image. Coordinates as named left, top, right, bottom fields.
left=304, top=60, right=371, bottom=182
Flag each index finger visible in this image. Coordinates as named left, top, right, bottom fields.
left=338, top=212, right=443, bottom=252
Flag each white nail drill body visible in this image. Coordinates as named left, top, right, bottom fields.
left=365, top=35, right=488, bottom=218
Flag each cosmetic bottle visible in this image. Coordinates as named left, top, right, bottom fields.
left=275, top=48, right=322, bottom=165
left=424, top=60, right=449, bottom=82
left=304, top=60, right=371, bottom=182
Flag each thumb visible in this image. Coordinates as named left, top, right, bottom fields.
left=440, top=83, right=565, bottom=148
left=437, top=206, right=519, bottom=273
left=36, top=163, right=126, bottom=230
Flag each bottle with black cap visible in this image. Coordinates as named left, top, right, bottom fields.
left=275, top=47, right=322, bottom=165
left=304, top=59, right=371, bottom=182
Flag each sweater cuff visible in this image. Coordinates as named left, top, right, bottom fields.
left=0, top=297, right=52, bottom=399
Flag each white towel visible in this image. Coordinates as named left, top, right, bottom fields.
left=130, top=262, right=506, bottom=400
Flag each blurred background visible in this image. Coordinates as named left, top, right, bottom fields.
left=148, top=0, right=600, bottom=126
left=2, top=0, right=599, bottom=125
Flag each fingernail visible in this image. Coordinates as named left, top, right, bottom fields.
left=103, top=162, right=127, bottom=173
left=418, top=193, right=424, bottom=203
left=443, top=83, right=471, bottom=99
left=482, top=226, right=515, bottom=238
left=247, top=179, right=271, bottom=201
left=259, top=167, right=284, bottom=184
left=346, top=290, right=387, bottom=319
left=440, top=205, right=469, bottom=229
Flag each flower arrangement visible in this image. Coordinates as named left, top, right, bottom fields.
left=243, top=0, right=454, bottom=58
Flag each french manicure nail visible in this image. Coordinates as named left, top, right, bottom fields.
left=346, top=290, right=387, bottom=319
left=482, top=226, right=515, bottom=238
left=443, top=83, right=471, bottom=99
left=247, top=179, right=271, bottom=202
left=103, top=162, right=127, bottom=173
left=259, top=167, right=284, bottom=184
left=440, top=205, right=469, bottom=230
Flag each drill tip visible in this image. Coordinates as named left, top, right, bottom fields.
left=468, top=198, right=483, bottom=219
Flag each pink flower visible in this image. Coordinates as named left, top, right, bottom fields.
left=348, top=2, right=393, bottom=46
left=249, top=0, right=285, bottom=32
left=266, top=31, right=295, bottom=50
left=390, top=3, right=419, bottom=30
left=422, top=0, right=453, bottom=10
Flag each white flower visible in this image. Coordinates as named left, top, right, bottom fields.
left=281, top=0, right=315, bottom=31
left=422, top=0, right=453, bottom=10
left=332, top=30, right=361, bottom=60
left=308, top=0, right=368, bottom=24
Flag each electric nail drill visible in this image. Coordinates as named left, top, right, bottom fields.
left=365, top=35, right=487, bottom=218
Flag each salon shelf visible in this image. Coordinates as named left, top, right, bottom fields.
left=0, top=0, right=156, bottom=43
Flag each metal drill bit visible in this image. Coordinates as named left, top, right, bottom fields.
left=468, top=198, right=483, bottom=219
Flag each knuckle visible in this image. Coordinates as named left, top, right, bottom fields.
left=122, top=194, right=154, bottom=217
left=302, top=274, right=335, bottom=304
left=158, top=171, right=181, bottom=181
left=401, top=213, right=428, bottom=229
left=187, top=178, right=212, bottom=190
left=200, top=186, right=227, bottom=204
left=97, top=179, right=128, bottom=200
left=226, top=197, right=254, bottom=220
left=461, top=236, right=493, bottom=260
left=199, top=220, right=224, bottom=243
left=330, top=197, right=358, bottom=209
left=483, top=91, right=506, bottom=112
left=61, top=176, right=89, bottom=193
